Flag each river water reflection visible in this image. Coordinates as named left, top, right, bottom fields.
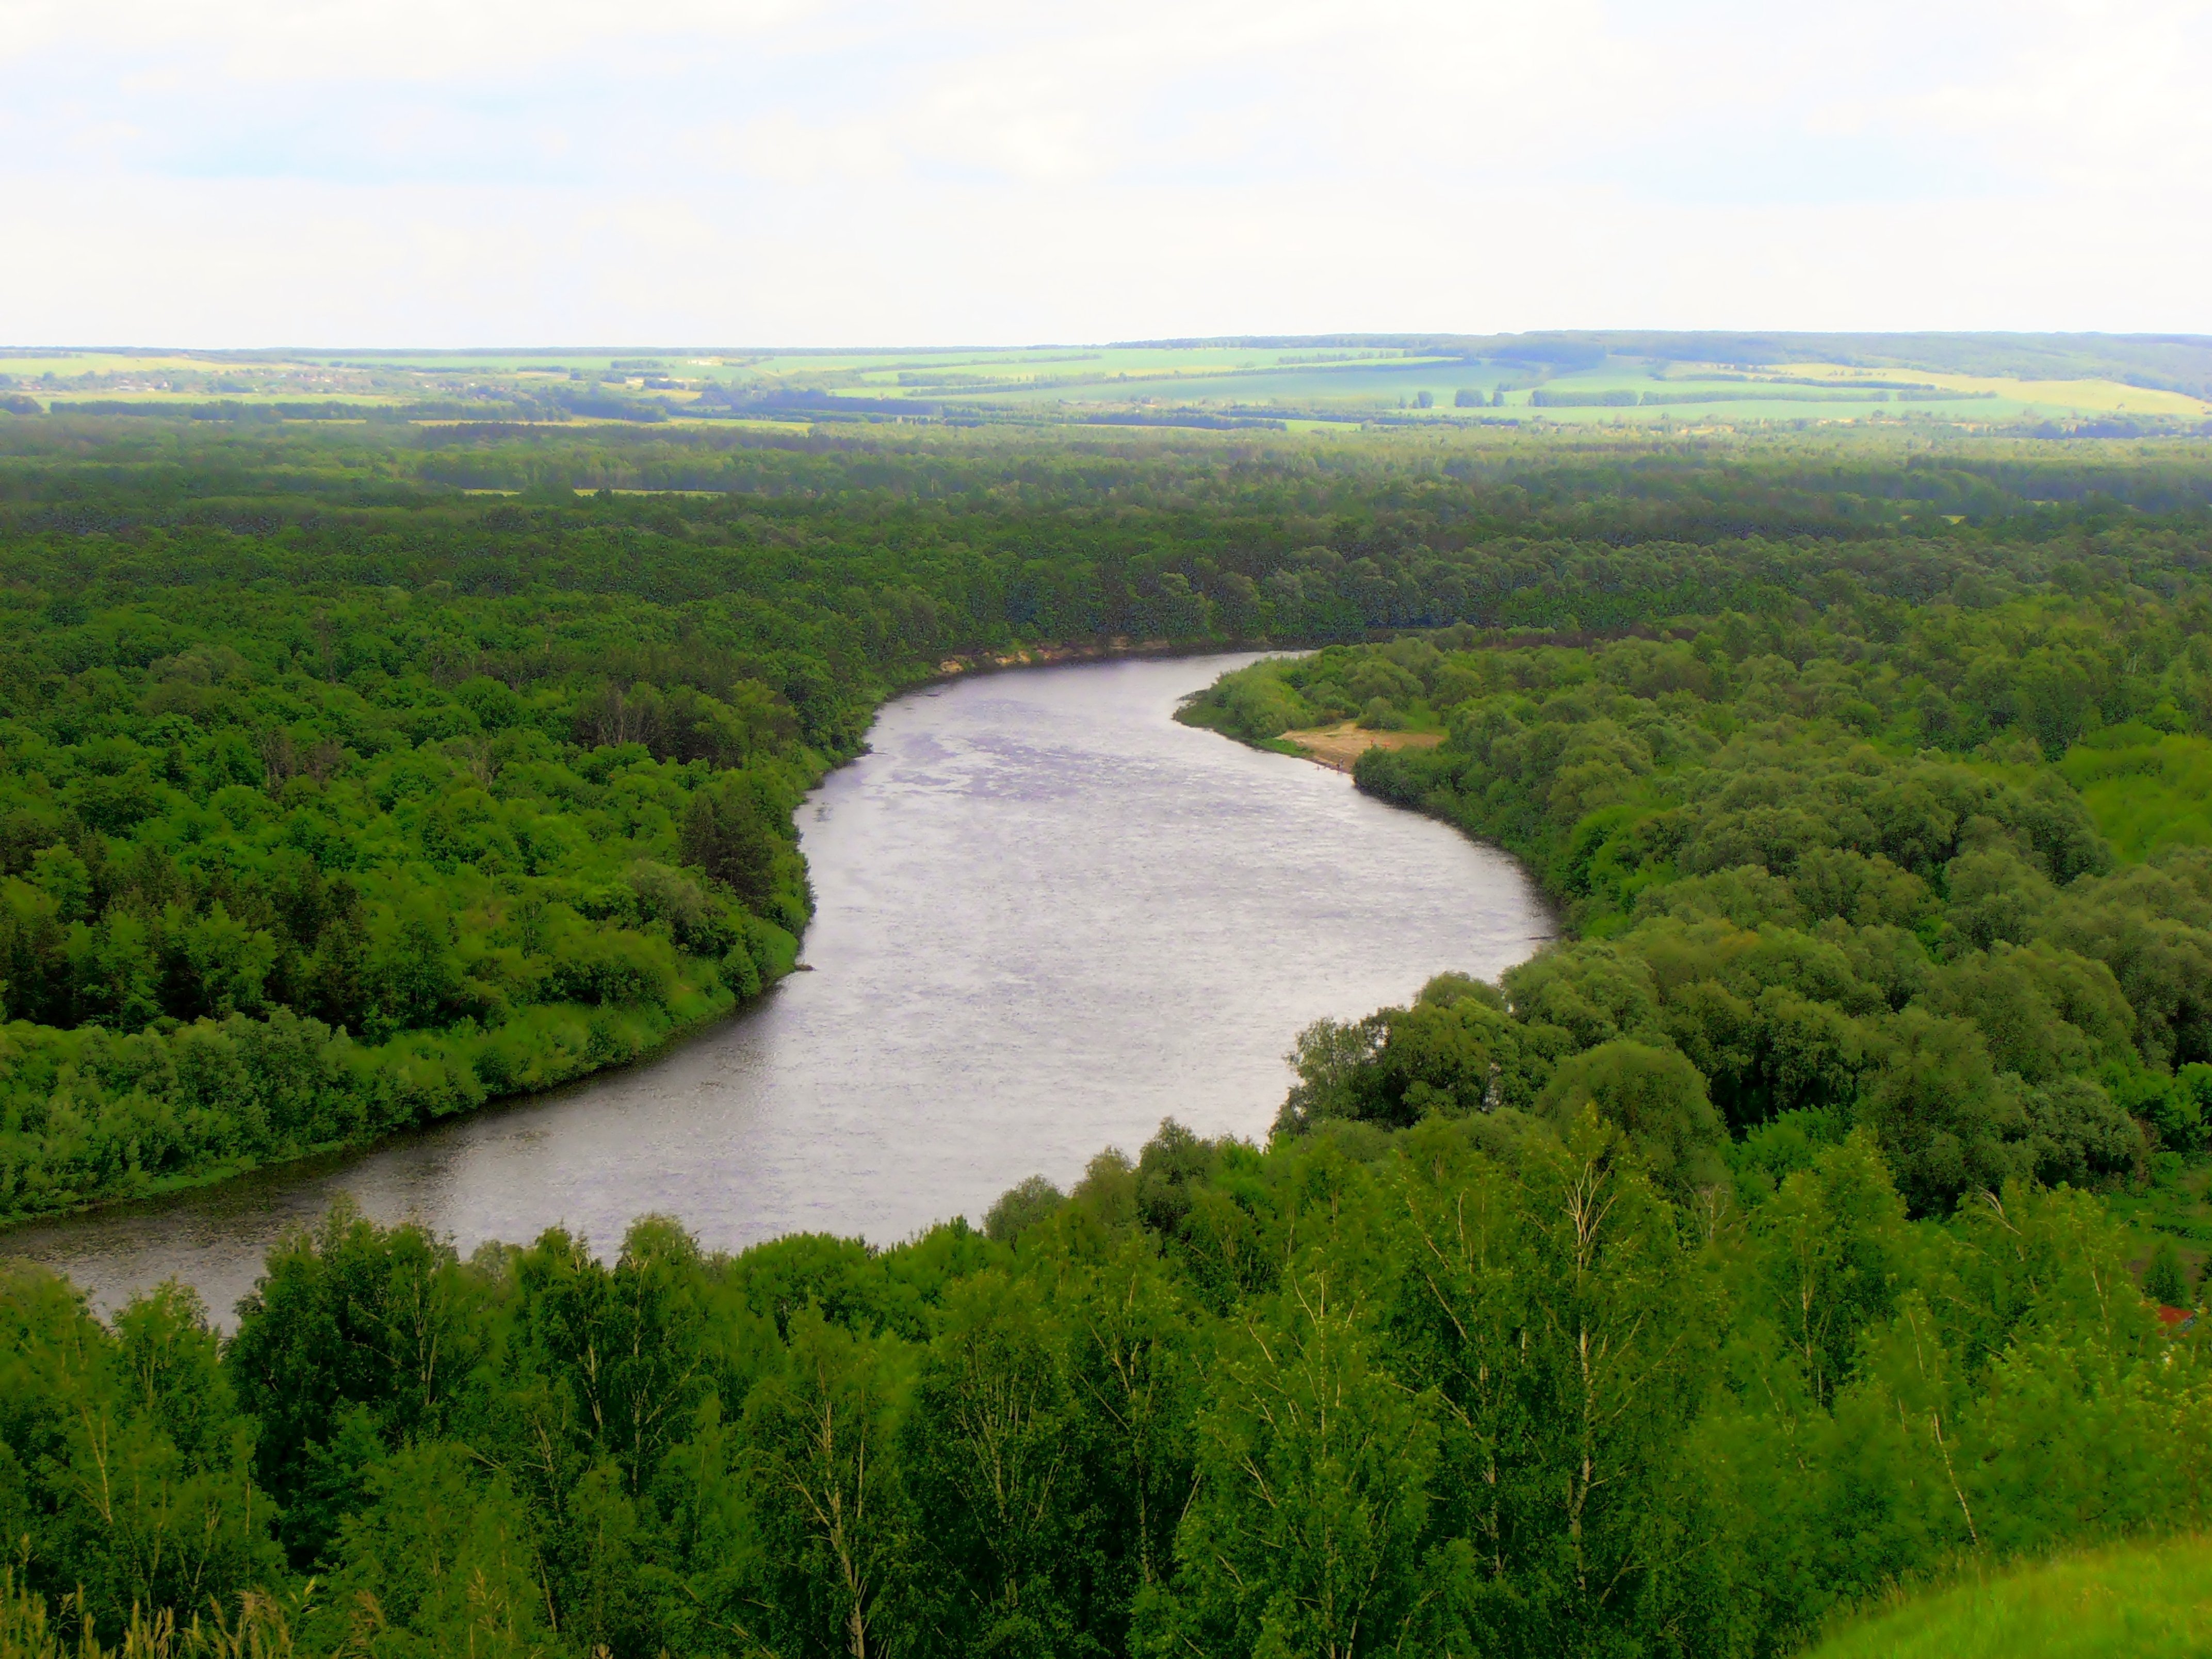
left=5, top=653, right=1553, bottom=1320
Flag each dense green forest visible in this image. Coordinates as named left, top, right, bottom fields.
left=8, top=417, right=2205, bottom=1221
left=1185, top=589, right=2212, bottom=1214
left=7, top=418, right=2212, bottom=1656
left=2, top=1110, right=2201, bottom=1659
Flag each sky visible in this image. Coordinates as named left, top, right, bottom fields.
left=2, top=0, right=2207, bottom=347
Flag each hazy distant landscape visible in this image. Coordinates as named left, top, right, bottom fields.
left=9, top=330, right=2211, bottom=437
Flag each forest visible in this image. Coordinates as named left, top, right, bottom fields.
left=5, top=415, right=2212, bottom=1655
left=1184, top=591, right=2212, bottom=1215
left=5, top=416, right=2201, bottom=1221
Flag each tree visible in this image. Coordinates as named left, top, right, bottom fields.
left=1538, top=1040, right=1725, bottom=1196
left=737, top=1308, right=910, bottom=1659
left=2144, top=1238, right=2189, bottom=1306
left=682, top=776, right=784, bottom=910
left=1153, top=1267, right=1459, bottom=1658
left=899, top=1272, right=1080, bottom=1654
left=984, top=1175, right=1065, bottom=1245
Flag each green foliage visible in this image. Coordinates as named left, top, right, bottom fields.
left=2058, top=729, right=2212, bottom=859
left=1539, top=1039, right=1726, bottom=1195
left=1211, top=577, right=2212, bottom=1216
left=981, top=1174, right=1064, bottom=1245
left=12, top=422, right=2212, bottom=1654
left=2145, top=1237, right=2189, bottom=1305
left=0, top=552, right=840, bottom=1219
left=4, top=1107, right=2206, bottom=1658
left=0, top=1267, right=282, bottom=1639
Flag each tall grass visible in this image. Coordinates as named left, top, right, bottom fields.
left=1808, top=1536, right=2212, bottom=1659
left=0, top=1574, right=311, bottom=1659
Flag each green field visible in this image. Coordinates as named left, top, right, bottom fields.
left=970, top=356, right=1490, bottom=407
left=5, top=334, right=2207, bottom=432
left=1808, top=1538, right=2212, bottom=1659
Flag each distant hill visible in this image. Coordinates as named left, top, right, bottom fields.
left=6, top=333, right=2209, bottom=430
left=1115, top=332, right=2212, bottom=399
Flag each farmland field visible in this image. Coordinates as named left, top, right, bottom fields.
left=4, top=333, right=2209, bottom=432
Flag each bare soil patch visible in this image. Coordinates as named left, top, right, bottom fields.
left=1284, top=722, right=1443, bottom=772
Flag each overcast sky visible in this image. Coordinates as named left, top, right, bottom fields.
left=2, top=0, right=2206, bottom=347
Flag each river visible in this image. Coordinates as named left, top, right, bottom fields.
left=2, top=653, right=1554, bottom=1320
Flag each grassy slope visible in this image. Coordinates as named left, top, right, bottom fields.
left=1806, top=1537, right=2212, bottom=1659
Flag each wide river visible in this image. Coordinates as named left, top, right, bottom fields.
left=4, top=654, right=1553, bottom=1320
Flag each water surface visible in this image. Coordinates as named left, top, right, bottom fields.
left=5, top=654, right=1552, bottom=1318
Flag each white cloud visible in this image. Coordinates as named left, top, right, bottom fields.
left=1905, top=0, right=2212, bottom=192
left=0, top=0, right=2205, bottom=342
left=712, top=110, right=908, bottom=186
left=0, top=0, right=817, bottom=75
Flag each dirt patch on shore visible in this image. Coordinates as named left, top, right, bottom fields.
left=1284, top=723, right=1444, bottom=772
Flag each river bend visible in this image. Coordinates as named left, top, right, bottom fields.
left=4, top=654, right=1553, bottom=1318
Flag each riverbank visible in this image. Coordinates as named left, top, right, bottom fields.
left=1173, top=690, right=1446, bottom=774
left=0, top=969, right=766, bottom=1232
left=927, top=634, right=1300, bottom=680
